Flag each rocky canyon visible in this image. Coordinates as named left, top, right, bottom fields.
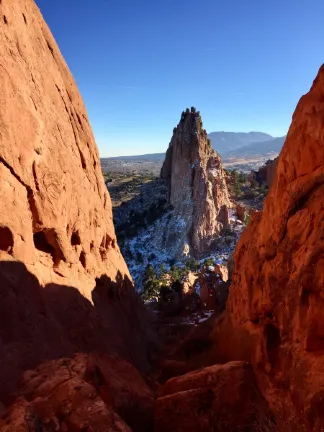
left=1, top=0, right=324, bottom=431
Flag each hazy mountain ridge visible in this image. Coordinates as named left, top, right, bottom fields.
left=223, top=136, right=286, bottom=158
left=207, top=131, right=274, bottom=154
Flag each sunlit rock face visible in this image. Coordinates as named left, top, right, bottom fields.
left=0, top=0, right=155, bottom=402
left=161, top=109, right=231, bottom=257
left=214, top=64, right=324, bottom=430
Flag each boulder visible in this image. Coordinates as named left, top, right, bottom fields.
left=236, top=203, right=247, bottom=222
left=155, top=361, right=270, bottom=432
left=0, top=353, right=154, bottom=432
left=215, top=264, right=228, bottom=282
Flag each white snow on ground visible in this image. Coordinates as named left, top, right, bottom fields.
left=179, top=310, right=215, bottom=326
left=122, top=207, right=245, bottom=292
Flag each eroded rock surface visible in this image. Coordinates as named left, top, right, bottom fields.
left=214, top=64, right=324, bottom=430
left=0, top=353, right=154, bottom=432
left=0, top=0, right=129, bottom=298
left=155, top=361, right=269, bottom=432
left=161, top=109, right=231, bottom=257
left=0, top=0, right=156, bottom=404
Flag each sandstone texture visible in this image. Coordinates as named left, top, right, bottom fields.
left=0, top=0, right=129, bottom=299
left=0, top=0, right=155, bottom=402
left=0, top=353, right=154, bottom=432
left=214, top=64, right=324, bottom=430
left=155, top=361, right=269, bottom=432
left=161, top=109, right=231, bottom=257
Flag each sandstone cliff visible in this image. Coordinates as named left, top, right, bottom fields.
left=0, top=0, right=155, bottom=405
left=161, top=108, right=231, bottom=256
left=214, top=64, right=324, bottom=430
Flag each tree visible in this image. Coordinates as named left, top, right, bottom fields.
left=142, top=264, right=160, bottom=301
left=203, top=257, right=215, bottom=267
left=232, top=169, right=242, bottom=197
left=159, top=263, right=167, bottom=276
left=186, top=257, right=200, bottom=272
left=169, top=265, right=186, bottom=283
left=238, top=171, right=247, bottom=184
left=250, top=178, right=259, bottom=189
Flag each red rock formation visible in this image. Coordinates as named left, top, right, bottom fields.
left=155, top=361, right=269, bottom=432
left=0, top=353, right=154, bottom=431
left=258, top=157, right=279, bottom=187
left=0, top=0, right=129, bottom=299
left=0, top=0, right=155, bottom=404
left=214, top=64, right=324, bottom=430
left=161, top=109, right=231, bottom=256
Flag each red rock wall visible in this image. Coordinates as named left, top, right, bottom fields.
left=0, top=0, right=155, bottom=401
left=258, top=157, right=279, bottom=187
left=214, top=64, right=324, bottom=430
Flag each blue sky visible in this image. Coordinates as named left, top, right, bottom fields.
left=36, top=0, right=324, bottom=157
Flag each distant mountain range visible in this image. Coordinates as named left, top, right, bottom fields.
left=101, top=131, right=286, bottom=163
left=207, top=131, right=274, bottom=155
left=222, top=136, right=286, bottom=159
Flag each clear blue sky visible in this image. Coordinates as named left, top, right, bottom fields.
left=36, top=0, right=324, bottom=157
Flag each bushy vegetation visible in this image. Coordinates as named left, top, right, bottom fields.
left=141, top=262, right=190, bottom=302
left=185, top=257, right=200, bottom=272
left=142, top=265, right=161, bottom=301
left=244, top=212, right=251, bottom=226
left=231, top=169, right=248, bottom=197
left=203, top=257, right=215, bottom=267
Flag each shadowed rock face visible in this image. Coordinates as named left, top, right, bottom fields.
left=155, top=361, right=270, bottom=432
left=0, top=0, right=130, bottom=300
left=258, top=157, right=279, bottom=187
left=161, top=110, right=231, bottom=256
left=0, top=352, right=154, bottom=432
left=0, top=0, right=157, bottom=407
left=214, top=64, right=324, bottom=430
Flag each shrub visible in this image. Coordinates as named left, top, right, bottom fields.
left=186, top=257, right=200, bottom=272
left=159, top=263, right=167, bottom=276
left=207, top=138, right=212, bottom=148
left=203, top=257, right=215, bottom=267
left=244, top=213, right=251, bottom=226
left=169, top=265, right=187, bottom=283
left=191, top=106, right=196, bottom=113
left=142, top=264, right=160, bottom=301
